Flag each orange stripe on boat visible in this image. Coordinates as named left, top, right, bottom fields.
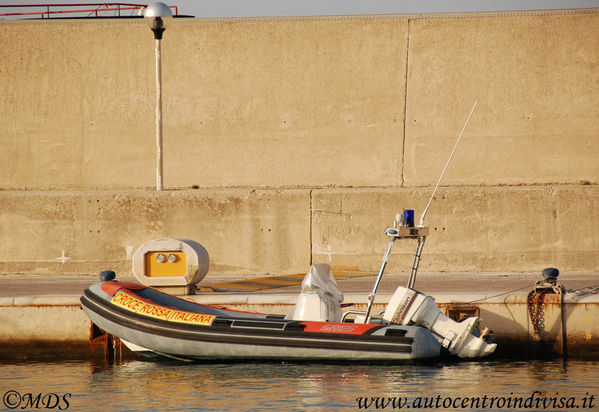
left=101, top=281, right=147, bottom=296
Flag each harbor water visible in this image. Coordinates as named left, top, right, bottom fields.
left=1, top=358, right=597, bottom=411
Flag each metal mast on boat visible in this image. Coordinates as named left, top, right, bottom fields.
left=364, top=99, right=479, bottom=323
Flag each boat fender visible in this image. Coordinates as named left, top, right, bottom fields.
left=100, top=270, right=116, bottom=281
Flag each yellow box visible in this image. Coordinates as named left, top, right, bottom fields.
left=145, top=251, right=187, bottom=277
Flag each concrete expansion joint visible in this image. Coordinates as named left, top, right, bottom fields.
left=400, top=18, right=412, bottom=189
left=177, top=14, right=415, bottom=25
left=422, top=7, right=599, bottom=20
left=0, top=18, right=149, bottom=27
left=1, top=182, right=595, bottom=194
left=0, top=182, right=596, bottom=197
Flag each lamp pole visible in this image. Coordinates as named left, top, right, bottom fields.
left=154, top=19, right=164, bottom=191
left=143, top=3, right=172, bottom=191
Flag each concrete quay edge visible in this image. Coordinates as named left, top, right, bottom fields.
left=1, top=270, right=598, bottom=306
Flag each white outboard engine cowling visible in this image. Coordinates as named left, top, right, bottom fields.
left=383, top=286, right=496, bottom=358
left=287, top=263, right=344, bottom=322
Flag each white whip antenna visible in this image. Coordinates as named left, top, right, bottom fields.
left=418, top=99, right=479, bottom=227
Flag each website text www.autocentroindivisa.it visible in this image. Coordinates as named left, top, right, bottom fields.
left=355, top=391, right=596, bottom=410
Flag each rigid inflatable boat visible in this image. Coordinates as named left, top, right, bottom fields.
left=81, top=278, right=443, bottom=361
left=81, top=223, right=496, bottom=362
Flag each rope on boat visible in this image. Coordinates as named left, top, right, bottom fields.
left=567, top=284, right=599, bottom=296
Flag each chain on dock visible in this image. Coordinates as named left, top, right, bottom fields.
left=527, top=288, right=548, bottom=335
left=527, top=274, right=567, bottom=357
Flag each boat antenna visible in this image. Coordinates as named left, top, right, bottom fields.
left=418, top=99, right=479, bottom=227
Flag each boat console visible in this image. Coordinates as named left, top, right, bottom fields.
left=286, top=263, right=344, bottom=322
left=328, top=210, right=496, bottom=359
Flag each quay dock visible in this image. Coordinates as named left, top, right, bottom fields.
left=1, top=270, right=598, bottom=360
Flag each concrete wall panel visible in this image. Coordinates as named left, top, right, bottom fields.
left=163, top=18, right=408, bottom=188
left=312, top=186, right=599, bottom=273
left=0, top=190, right=311, bottom=276
left=405, top=13, right=599, bottom=186
left=0, top=21, right=156, bottom=189
left=0, top=305, right=88, bottom=343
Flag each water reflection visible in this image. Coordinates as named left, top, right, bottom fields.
left=0, top=359, right=597, bottom=410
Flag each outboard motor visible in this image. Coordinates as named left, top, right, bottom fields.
left=383, top=286, right=496, bottom=358
left=287, top=263, right=344, bottom=322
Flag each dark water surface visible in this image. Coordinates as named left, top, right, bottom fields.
left=1, top=358, right=598, bottom=411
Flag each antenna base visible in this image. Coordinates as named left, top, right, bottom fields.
left=384, top=226, right=429, bottom=239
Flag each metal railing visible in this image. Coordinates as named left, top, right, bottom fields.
left=0, top=3, right=178, bottom=19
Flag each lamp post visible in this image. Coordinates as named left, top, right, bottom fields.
left=143, top=2, right=172, bottom=191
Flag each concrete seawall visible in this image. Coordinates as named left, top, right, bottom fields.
left=1, top=186, right=596, bottom=277
left=1, top=9, right=598, bottom=277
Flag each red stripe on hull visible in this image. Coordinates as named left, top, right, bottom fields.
left=300, top=322, right=379, bottom=335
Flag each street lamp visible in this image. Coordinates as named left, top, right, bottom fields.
left=143, top=2, right=172, bottom=191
